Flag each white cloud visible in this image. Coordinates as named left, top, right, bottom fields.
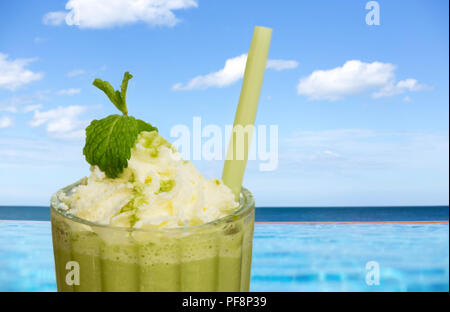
left=23, top=104, right=43, bottom=113
left=42, top=11, right=67, bottom=26
left=30, top=105, right=87, bottom=139
left=57, top=88, right=81, bottom=96
left=297, top=60, right=430, bottom=101
left=43, top=0, right=198, bottom=29
left=0, top=53, right=44, bottom=91
left=0, top=103, right=16, bottom=113
left=297, top=60, right=396, bottom=100
left=0, top=90, right=49, bottom=113
left=267, top=59, right=298, bottom=71
left=67, top=69, right=86, bottom=77
left=173, top=54, right=247, bottom=91
left=172, top=54, right=298, bottom=91
left=372, top=78, right=429, bottom=98
left=0, top=116, right=13, bottom=129
left=1, top=88, right=81, bottom=114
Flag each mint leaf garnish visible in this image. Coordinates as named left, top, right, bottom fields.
left=120, top=72, right=133, bottom=113
left=84, top=72, right=157, bottom=178
left=93, top=72, right=133, bottom=115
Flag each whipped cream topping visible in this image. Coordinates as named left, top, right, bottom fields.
left=58, top=131, right=239, bottom=229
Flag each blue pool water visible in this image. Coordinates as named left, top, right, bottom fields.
left=0, top=221, right=448, bottom=292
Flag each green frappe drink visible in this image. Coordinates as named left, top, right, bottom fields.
left=51, top=181, right=254, bottom=292
left=50, top=72, right=255, bottom=292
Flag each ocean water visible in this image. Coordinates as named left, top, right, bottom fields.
left=0, top=206, right=448, bottom=222
left=0, top=221, right=448, bottom=292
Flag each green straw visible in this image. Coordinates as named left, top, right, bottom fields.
left=222, top=26, right=272, bottom=200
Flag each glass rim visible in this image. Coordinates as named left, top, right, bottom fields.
left=50, top=179, right=254, bottom=233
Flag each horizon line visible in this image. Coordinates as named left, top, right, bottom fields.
left=0, top=205, right=449, bottom=208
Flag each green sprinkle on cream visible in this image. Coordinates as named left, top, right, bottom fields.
left=158, top=179, right=175, bottom=193
left=129, top=213, right=140, bottom=227
left=119, top=200, right=135, bottom=213
left=140, top=131, right=171, bottom=157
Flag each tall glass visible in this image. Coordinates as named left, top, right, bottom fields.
left=50, top=181, right=255, bottom=292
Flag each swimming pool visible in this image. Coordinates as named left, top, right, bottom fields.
left=0, top=221, right=448, bottom=292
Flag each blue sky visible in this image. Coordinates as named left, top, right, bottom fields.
left=0, top=0, right=448, bottom=206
